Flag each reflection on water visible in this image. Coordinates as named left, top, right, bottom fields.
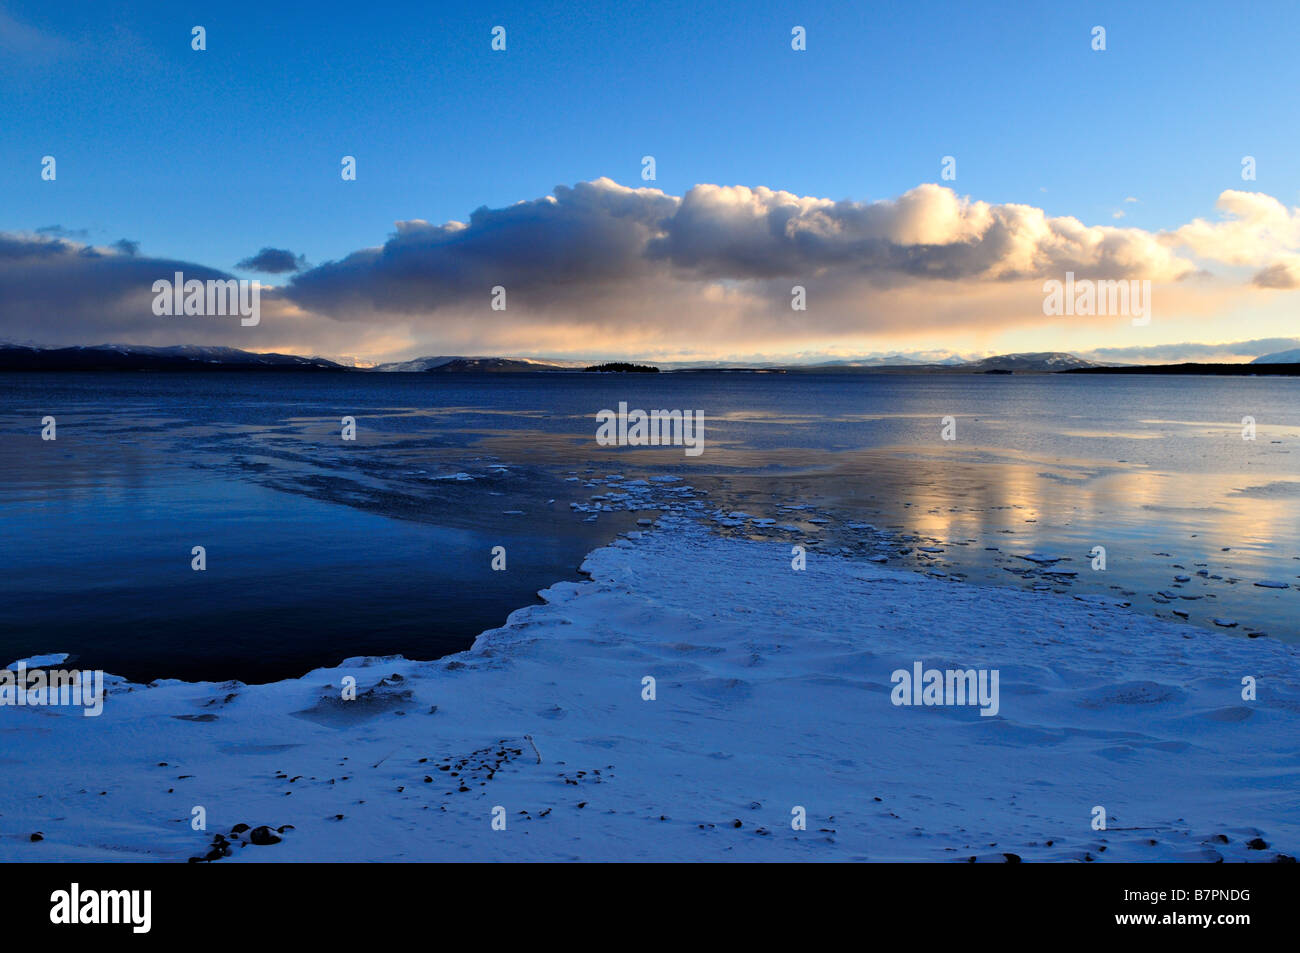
left=1, top=370, right=1297, bottom=681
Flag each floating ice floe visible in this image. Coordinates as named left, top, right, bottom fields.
left=1016, top=553, right=1065, bottom=565
left=7, top=653, right=70, bottom=670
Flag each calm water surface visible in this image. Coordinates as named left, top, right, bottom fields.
left=2, top=371, right=1297, bottom=681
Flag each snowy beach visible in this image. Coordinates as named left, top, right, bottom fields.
left=3, top=514, right=1296, bottom=863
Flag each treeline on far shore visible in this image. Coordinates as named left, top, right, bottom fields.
left=583, top=362, right=660, bottom=373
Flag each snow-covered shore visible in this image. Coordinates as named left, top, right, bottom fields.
left=2, top=515, right=1297, bottom=862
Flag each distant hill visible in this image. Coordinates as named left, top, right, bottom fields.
left=372, top=355, right=574, bottom=373
left=778, top=351, right=1108, bottom=374
left=962, top=352, right=1105, bottom=372
left=1252, top=348, right=1300, bottom=363
left=806, top=355, right=966, bottom=368
left=0, top=343, right=346, bottom=372
left=422, top=357, right=572, bottom=373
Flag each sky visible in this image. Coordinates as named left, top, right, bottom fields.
left=2, top=0, right=1300, bottom=364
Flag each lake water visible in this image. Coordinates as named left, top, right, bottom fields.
left=2, top=371, right=1297, bottom=681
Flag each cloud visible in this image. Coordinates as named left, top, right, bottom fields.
left=1165, top=190, right=1300, bottom=267
left=236, top=247, right=308, bottom=274
left=288, top=179, right=679, bottom=316
left=35, top=225, right=89, bottom=240
left=286, top=178, right=1195, bottom=327
left=0, top=232, right=363, bottom=353
left=3, top=180, right=1297, bottom=360
left=644, top=182, right=1189, bottom=283
left=1251, top=259, right=1300, bottom=289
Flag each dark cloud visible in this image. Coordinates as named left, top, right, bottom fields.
left=35, top=225, right=89, bottom=240
left=1252, top=262, right=1299, bottom=289
left=285, top=179, right=1192, bottom=323
left=287, top=179, right=678, bottom=316
left=0, top=233, right=336, bottom=350
left=236, top=247, right=308, bottom=274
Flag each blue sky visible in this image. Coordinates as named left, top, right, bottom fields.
left=3, top=0, right=1300, bottom=362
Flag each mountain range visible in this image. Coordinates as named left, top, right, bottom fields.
left=0, top=343, right=344, bottom=372
left=1, top=344, right=1296, bottom=374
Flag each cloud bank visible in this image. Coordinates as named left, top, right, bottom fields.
left=2, top=180, right=1297, bottom=360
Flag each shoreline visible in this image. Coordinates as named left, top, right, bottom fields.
left=3, top=515, right=1297, bottom=862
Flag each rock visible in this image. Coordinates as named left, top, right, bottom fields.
left=29, top=832, right=43, bottom=842
left=1246, top=837, right=1268, bottom=850
left=249, top=825, right=282, bottom=846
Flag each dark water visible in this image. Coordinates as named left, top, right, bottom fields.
left=2, top=370, right=1297, bottom=681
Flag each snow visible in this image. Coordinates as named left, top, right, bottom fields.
left=2, top=516, right=1296, bottom=862
left=7, top=653, right=69, bottom=670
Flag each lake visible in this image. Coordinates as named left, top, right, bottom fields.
left=2, top=370, right=1296, bottom=681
